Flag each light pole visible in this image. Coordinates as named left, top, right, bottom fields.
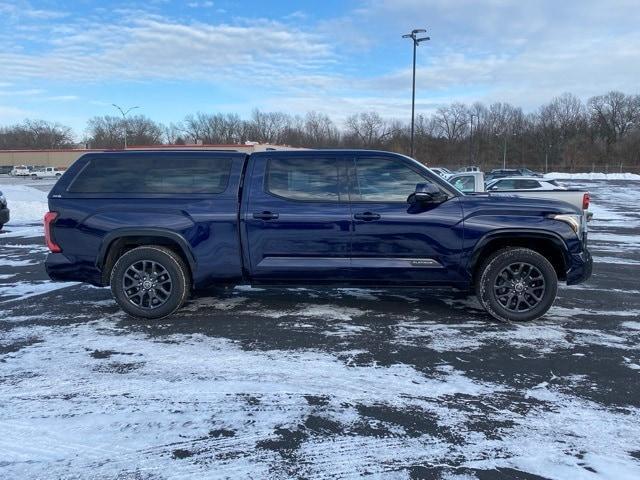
left=402, top=28, right=430, bottom=158
left=503, top=134, right=507, bottom=169
left=498, top=132, right=516, bottom=169
left=112, top=104, right=140, bottom=149
left=545, top=144, right=552, bottom=173
left=469, top=113, right=476, bottom=165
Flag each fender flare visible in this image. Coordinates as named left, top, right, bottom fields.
left=468, top=228, right=570, bottom=274
left=97, top=228, right=196, bottom=274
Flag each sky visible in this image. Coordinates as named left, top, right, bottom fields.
left=1, top=0, right=639, bottom=135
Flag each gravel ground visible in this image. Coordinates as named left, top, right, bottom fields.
left=1, top=178, right=639, bottom=479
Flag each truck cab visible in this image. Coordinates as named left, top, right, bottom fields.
left=45, top=150, right=592, bottom=322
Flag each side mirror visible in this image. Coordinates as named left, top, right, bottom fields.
left=408, top=182, right=448, bottom=205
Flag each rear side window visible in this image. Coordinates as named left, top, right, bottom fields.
left=68, top=156, right=233, bottom=194
left=516, top=179, right=541, bottom=189
left=492, top=179, right=516, bottom=190
left=267, top=157, right=340, bottom=201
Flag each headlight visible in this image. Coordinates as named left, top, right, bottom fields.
left=551, top=213, right=583, bottom=238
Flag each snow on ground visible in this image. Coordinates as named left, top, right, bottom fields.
left=1, top=177, right=640, bottom=479
left=0, top=183, right=49, bottom=225
left=545, top=172, right=640, bottom=180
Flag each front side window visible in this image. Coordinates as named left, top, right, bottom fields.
left=352, top=157, right=428, bottom=202
left=69, top=156, right=232, bottom=194
left=267, top=157, right=340, bottom=201
left=451, top=175, right=476, bottom=193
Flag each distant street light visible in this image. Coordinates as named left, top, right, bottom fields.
left=402, top=28, right=430, bottom=158
left=497, top=131, right=516, bottom=169
left=112, top=104, right=140, bottom=149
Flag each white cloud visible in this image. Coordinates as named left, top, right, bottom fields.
left=46, top=95, right=79, bottom=101
left=0, top=105, right=33, bottom=122
left=0, top=14, right=337, bottom=91
left=0, top=0, right=638, bottom=125
left=187, top=1, right=214, bottom=8
left=0, top=89, right=45, bottom=97
left=318, top=0, right=640, bottom=111
left=0, top=1, right=67, bottom=20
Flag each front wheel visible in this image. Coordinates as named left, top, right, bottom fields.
left=476, top=247, right=558, bottom=322
left=110, top=246, right=191, bottom=319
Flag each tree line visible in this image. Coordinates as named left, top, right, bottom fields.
left=1, top=90, right=639, bottom=172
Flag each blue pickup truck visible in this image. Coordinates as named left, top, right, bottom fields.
left=44, top=150, right=591, bottom=322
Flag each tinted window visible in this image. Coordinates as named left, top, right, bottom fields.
left=451, top=175, right=476, bottom=193
left=267, top=157, right=340, bottom=201
left=69, top=155, right=233, bottom=194
left=516, top=179, right=541, bottom=189
left=353, top=157, right=428, bottom=202
left=492, top=179, right=517, bottom=190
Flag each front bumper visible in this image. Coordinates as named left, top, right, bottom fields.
left=0, top=207, right=9, bottom=226
left=566, top=248, right=593, bottom=285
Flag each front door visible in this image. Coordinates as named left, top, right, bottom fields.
left=347, top=155, right=464, bottom=285
left=243, top=153, right=352, bottom=283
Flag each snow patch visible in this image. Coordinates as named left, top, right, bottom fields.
left=0, top=281, right=78, bottom=303
left=544, top=172, right=640, bottom=180
left=0, top=184, right=49, bottom=225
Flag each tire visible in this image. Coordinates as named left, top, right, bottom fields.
left=110, top=245, right=191, bottom=319
left=476, top=247, right=558, bottom=322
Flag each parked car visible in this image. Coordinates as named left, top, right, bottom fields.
left=430, top=167, right=453, bottom=178
left=461, top=165, right=480, bottom=172
left=0, top=190, right=9, bottom=230
left=31, top=167, right=64, bottom=179
left=44, top=150, right=592, bottom=322
left=485, top=168, right=542, bottom=182
left=10, top=165, right=31, bottom=176
left=0, top=166, right=13, bottom=175
left=518, top=167, right=543, bottom=177
left=486, top=177, right=566, bottom=191
left=447, top=171, right=591, bottom=220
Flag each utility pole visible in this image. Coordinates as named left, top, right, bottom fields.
left=402, top=29, right=430, bottom=158
left=112, top=104, right=140, bottom=149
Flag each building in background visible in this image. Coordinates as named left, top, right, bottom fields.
left=0, top=143, right=306, bottom=169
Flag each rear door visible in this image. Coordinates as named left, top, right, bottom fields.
left=347, top=154, right=464, bottom=285
left=242, top=152, right=352, bottom=283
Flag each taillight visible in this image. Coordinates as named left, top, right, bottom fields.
left=582, top=193, right=590, bottom=210
left=44, top=211, right=61, bottom=253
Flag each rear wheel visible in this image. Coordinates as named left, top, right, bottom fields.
left=476, top=247, right=558, bottom=322
left=110, top=246, right=190, bottom=319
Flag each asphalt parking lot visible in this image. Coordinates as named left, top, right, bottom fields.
left=1, top=178, right=639, bottom=479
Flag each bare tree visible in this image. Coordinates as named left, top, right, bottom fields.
left=85, top=115, right=164, bottom=148
left=303, top=111, right=340, bottom=147
left=345, top=112, right=396, bottom=147
left=3, top=89, right=640, bottom=173
left=0, top=119, right=74, bottom=149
